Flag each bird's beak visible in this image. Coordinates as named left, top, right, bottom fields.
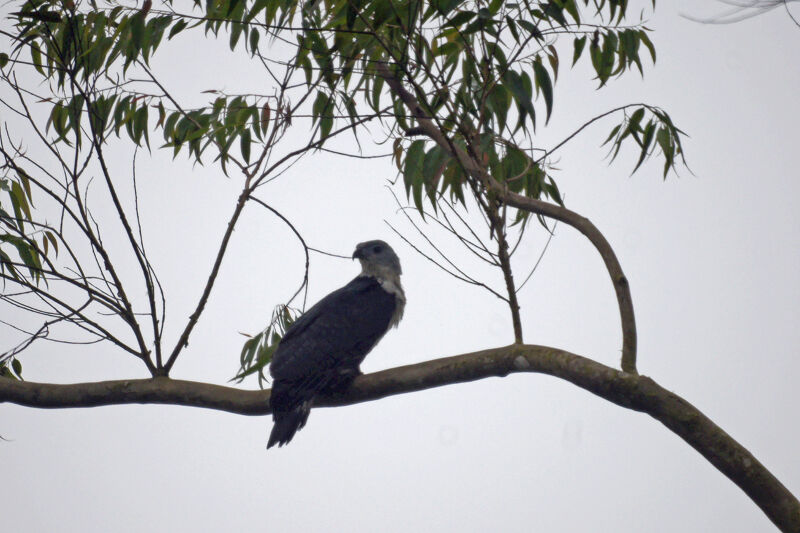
left=352, top=248, right=362, bottom=260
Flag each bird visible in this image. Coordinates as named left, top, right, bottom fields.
left=267, top=239, right=405, bottom=448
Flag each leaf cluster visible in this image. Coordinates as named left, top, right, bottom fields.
left=602, top=105, right=686, bottom=177
left=233, top=305, right=298, bottom=388
left=287, top=0, right=676, bottom=218
left=0, top=357, right=23, bottom=380
left=0, top=171, right=56, bottom=284
left=7, top=2, right=291, bottom=170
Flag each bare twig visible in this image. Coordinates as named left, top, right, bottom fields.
left=248, top=196, right=310, bottom=309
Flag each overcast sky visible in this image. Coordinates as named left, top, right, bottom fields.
left=2, top=1, right=799, bottom=531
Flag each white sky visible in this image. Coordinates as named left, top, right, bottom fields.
left=2, top=1, right=799, bottom=531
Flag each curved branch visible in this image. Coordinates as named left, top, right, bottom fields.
left=496, top=192, right=637, bottom=372
left=0, top=344, right=797, bottom=531
left=375, top=64, right=637, bottom=372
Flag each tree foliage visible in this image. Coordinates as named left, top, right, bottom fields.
left=2, top=0, right=686, bottom=379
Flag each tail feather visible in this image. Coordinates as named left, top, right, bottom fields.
left=267, top=402, right=311, bottom=449
left=267, top=373, right=338, bottom=448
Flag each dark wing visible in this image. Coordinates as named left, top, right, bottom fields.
left=270, top=276, right=396, bottom=384
left=267, top=276, right=396, bottom=448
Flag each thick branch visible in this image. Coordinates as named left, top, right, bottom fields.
left=377, top=63, right=637, bottom=373
left=0, top=344, right=797, bottom=531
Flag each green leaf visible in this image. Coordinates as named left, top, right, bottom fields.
left=564, top=0, right=581, bottom=24
left=445, top=10, right=476, bottom=28
left=599, top=32, right=618, bottom=85
left=0, top=52, right=9, bottom=68
left=602, top=124, right=621, bottom=146
left=503, top=70, right=536, bottom=132
left=131, top=13, right=146, bottom=51
left=533, top=59, right=553, bottom=124
left=45, top=231, right=59, bottom=256
left=631, top=120, right=656, bottom=174
left=370, top=74, right=384, bottom=110
left=11, top=180, right=32, bottom=224
left=639, top=30, right=656, bottom=63
left=11, top=358, right=22, bottom=378
left=505, top=16, right=520, bottom=43
left=433, top=0, right=461, bottom=17
left=422, top=145, right=447, bottom=207
left=229, top=22, right=244, bottom=51
left=312, top=91, right=327, bottom=125
left=487, top=84, right=510, bottom=132
left=320, top=107, right=333, bottom=139
left=240, top=129, right=251, bottom=163
left=249, top=28, right=260, bottom=54
left=628, top=107, right=645, bottom=137
left=403, top=140, right=425, bottom=199
left=656, top=127, right=673, bottom=178
left=133, top=104, right=149, bottom=147
left=517, top=19, right=543, bottom=40
left=168, top=19, right=188, bottom=39
left=163, top=111, right=180, bottom=141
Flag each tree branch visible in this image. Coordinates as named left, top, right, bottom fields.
left=376, top=63, right=638, bottom=373
left=0, top=344, right=796, bottom=531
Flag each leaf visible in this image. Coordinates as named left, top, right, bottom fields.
left=249, top=28, right=260, bottom=54
left=533, top=59, right=553, bottom=124
left=11, top=180, right=32, bottom=225
left=487, top=84, right=510, bottom=132
left=517, top=19, right=542, bottom=41
left=631, top=120, right=656, bottom=174
left=505, top=16, right=519, bottom=43
left=392, top=138, right=403, bottom=172
left=422, top=145, right=447, bottom=207
left=240, top=129, right=251, bottom=163
left=573, top=36, right=586, bottom=66
left=639, top=30, right=656, bottom=63
left=312, top=91, right=327, bottom=125
left=433, top=0, right=461, bottom=17
left=656, top=127, right=673, bottom=178
left=598, top=32, right=618, bottom=85
left=131, top=13, right=146, bottom=51
left=133, top=104, right=149, bottom=147
left=503, top=70, right=535, bottom=132
left=168, top=19, right=188, bottom=39
left=547, top=45, right=559, bottom=82
left=0, top=53, right=9, bottom=68
left=602, top=124, right=621, bottom=146
left=445, top=10, right=476, bottom=28
left=229, top=22, right=244, bottom=51
left=628, top=107, right=645, bottom=137
left=156, top=101, right=166, bottom=128
left=564, top=0, right=581, bottom=24
left=45, top=231, right=59, bottom=256
left=162, top=111, right=180, bottom=140
left=403, top=140, right=425, bottom=199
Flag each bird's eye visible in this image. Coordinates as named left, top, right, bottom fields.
left=372, top=245, right=382, bottom=253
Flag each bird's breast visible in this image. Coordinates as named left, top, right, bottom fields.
left=378, top=278, right=405, bottom=329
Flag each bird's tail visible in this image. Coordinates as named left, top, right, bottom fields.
left=267, top=401, right=311, bottom=449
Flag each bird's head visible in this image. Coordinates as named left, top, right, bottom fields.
left=353, top=240, right=402, bottom=277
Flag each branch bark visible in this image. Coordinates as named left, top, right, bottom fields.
left=1, top=344, right=797, bottom=531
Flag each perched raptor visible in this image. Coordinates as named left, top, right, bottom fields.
left=267, top=240, right=405, bottom=448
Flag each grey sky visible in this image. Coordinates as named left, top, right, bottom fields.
left=2, top=1, right=799, bottom=531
